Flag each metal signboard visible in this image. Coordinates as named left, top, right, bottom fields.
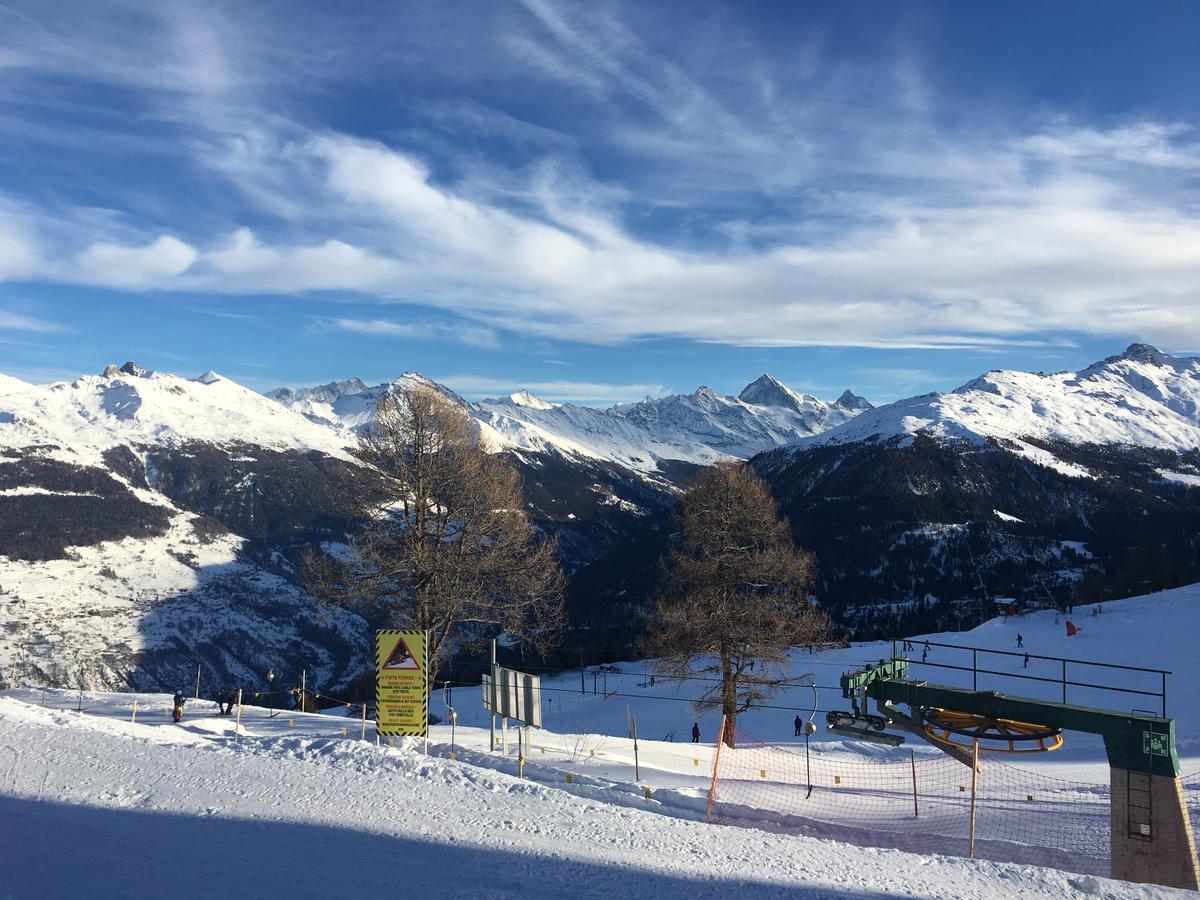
left=481, top=665, right=541, bottom=727
left=376, top=630, right=428, bottom=737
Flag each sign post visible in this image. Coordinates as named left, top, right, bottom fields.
left=376, top=631, right=429, bottom=739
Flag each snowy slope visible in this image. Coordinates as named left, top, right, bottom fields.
left=0, top=362, right=368, bottom=692
left=0, top=363, right=352, bottom=464
left=0, top=502, right=368, bottom=691
left=800, top=344, right=1200, bottom=460
left=0, top=690, right=1179, bottom=899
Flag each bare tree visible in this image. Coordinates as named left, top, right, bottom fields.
left=642, top=462, right=829, bottom=746
left=304, top=385, right=565, bottom=682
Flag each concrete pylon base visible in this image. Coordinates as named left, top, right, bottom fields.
left=1110, top=768, right=1200, bottom=890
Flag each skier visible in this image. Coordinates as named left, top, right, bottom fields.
left=1016, top=633, right=1024, bottom=648
left=1023, top=652, right=1030, bottom=668
left=794, top=715, right=803, bottom=736
left=172, top=690, right=185, bottom=723
left=217, top=687, right=229, bottom=715
left=691, top=722, right=700, bottom=743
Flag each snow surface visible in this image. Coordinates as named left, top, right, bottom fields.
left=0, top=689, right=1177, bottom=899
left=4, top=583, right=1200, bottom=897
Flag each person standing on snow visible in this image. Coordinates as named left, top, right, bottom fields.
left=794, top=715, right=803, bottom=736
left=691, top=722, right=701, bottom=743
left=1017, top=633, right=1024, bottom=648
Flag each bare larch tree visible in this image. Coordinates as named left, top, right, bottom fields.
left=304, top=385, right=565, bottom=683
left=642, top=461, right=830, bottom=746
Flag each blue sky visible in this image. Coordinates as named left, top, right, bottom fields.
left=0, top=1, right=1198, bottom=404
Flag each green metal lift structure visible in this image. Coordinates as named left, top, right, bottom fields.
left=832, top=647, right=1198, bottom=890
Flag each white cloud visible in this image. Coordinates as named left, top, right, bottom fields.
left=0, top=310, right=61, bottom=332
left=75, top=235, right=198, bottom=288
left=314, top=317, right=499, bottom=350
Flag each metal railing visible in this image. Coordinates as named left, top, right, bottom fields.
left=893, top=639, right=1170, bottom=718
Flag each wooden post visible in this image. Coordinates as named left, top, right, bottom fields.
left=301, top=669, right=306, bottom=712
left=627, top=703, right=632, bottom=739
left=968, top=738, right=979, bottom=858
left=131, top=699, right=138, bottom=724
left=194, top=662, right=201, bottom=700
left=233, top=688, right=243, bottom=745
left=361, top=703, right=367, bottom=740
left=705, top=714, right=727, bottom=824
left=633, top=714, right=640, bottom=782
left=518, top=726, right=525, bottom=779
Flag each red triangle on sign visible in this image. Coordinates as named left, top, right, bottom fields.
left=383, top=636, right=421, bottom=670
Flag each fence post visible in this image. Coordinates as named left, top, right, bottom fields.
left=361, top=703, right=367, bottom=740
left=967, top=738, right=979, bottom=858
left=194, top=662, right=201, bottom=701
left=910, top=749, right=918, bottom=818
left=972, top=649, right=977, bottom=692
left=633, top=714, right=640, bottom=782
left=131, top=699, right=138, bottom=724
left=233, top=688, right=243, bottom=745
left=705, top=714, right=727, bottom=824
left=1062, top=659, right=1067, bottom=705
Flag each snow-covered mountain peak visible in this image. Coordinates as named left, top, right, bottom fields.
left=0, top=367, right=352, bottom=463
left=194, top=370, right=224, bottom=385
left=796, top=346, right=1200, bottom=466
left=835, top=389, right=873, bottom=411
left=738, top=374, right=806, bottom=410
left=497, top=390, right=556, bottom=410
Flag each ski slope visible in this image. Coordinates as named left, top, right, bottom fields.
left=4, top=585, right=1200, bottom=897
left=0, top=689, right=1181, bottom=899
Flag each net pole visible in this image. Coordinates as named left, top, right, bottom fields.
left=705, top=714, right=727, bottom=824
left=968, top=738, right=979, bottom=858
left=911, top=748, right=919, bottom=818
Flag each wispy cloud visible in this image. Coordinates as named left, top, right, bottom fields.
left=0, top=309, right=62, bottom=332
left=437, top=374, right=664, bottom=405
left=312, top=316, right=499, bottom=350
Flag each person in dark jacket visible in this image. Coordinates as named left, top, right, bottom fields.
left=172, top=690, right=185, bottom=722
left=691, top=722, right=700, bottom=743
left=217, top=688, right=229, bottom=715
left=794, top=715, right=803, bottom=736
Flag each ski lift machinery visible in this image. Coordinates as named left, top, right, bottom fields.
left=826, top=650, right=1197, bottom=890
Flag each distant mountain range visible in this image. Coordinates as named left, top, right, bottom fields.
left=267, top=372, right=872, bottom=480
left=2, top=344, right=1199, bottom=690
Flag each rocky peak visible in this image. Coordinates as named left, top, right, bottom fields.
left=835, top=389, right=873, bottom=411
left=1121, top=343, right=1168, bottom=365
left=118, top=361, right=149, bottom=378
left=739, top=374, right=801, bottom=410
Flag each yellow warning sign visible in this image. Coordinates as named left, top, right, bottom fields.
left=376, top=631, right=428, bottom=736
